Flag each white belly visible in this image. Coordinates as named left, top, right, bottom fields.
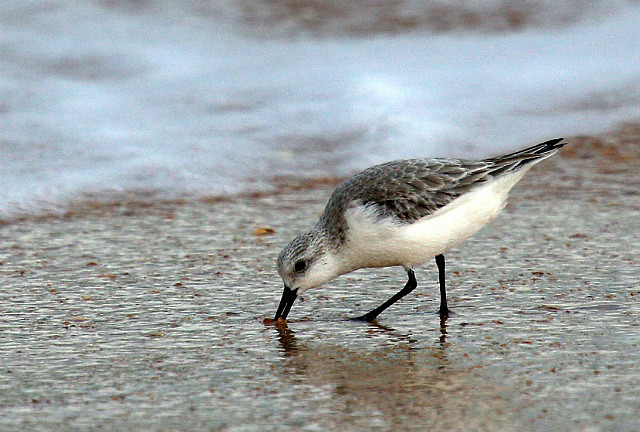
left=341, top=170, right=527, bottom=270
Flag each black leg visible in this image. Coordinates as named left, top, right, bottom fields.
left=352, top=269, right=418, bottom=322
left=435, top=254, right=450, bottom=317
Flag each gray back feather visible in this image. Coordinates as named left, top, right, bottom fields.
left=317, top=138, right=565, bottom=244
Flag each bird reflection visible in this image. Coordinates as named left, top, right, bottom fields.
left=263, top=317, right=511, bottom=430
left=268, top=314, right=449, bottom=357
left=439, top=315, right=448, bottom=345
left=358, top=319, right=420, bottom=347
left=273, top=319, right=298, bottom=355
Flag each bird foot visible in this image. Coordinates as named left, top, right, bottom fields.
left=349, top=313, right=378, bottom=322
left=438, top=308, right=451, bottom=318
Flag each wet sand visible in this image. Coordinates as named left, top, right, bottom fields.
left=1, top=126, right=639, bottom=431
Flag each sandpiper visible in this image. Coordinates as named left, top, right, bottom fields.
left=274, top=138, right=566, bottom=322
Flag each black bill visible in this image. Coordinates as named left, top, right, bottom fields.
left=274, top=285, right=298, bottom=320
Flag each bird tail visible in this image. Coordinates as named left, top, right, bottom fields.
left=486, top=138, right=566, bottom=175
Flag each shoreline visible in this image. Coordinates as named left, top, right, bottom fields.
left=2, top=121, right=638, bottom=228
left=1, top=122, right=639, bottom=431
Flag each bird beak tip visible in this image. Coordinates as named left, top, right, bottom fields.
left=274, top=285, right=298, bottom=320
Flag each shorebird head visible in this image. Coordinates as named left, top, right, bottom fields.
left=274, top=230, right=340, bottom=320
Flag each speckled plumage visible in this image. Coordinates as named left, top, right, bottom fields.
left=316, top=138, right=565, bottom=246
left=274, top=138, right=566, bottom=321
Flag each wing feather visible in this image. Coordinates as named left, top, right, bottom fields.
left=317, top=138, right=565, bottom=241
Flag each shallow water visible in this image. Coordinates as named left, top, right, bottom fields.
left=1, top=152, right=639, bottom=430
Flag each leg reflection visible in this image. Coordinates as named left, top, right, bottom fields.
left=439, top=314, right=448, bottom=346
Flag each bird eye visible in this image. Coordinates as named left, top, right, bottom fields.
left=293, top=260, right=307, bottom=272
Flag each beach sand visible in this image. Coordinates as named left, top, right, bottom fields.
left=1, top=125, right=639, bottom=431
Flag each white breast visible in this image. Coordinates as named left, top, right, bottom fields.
left=340, top=170, right=528, bottom=271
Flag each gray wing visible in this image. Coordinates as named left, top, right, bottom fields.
left=318, top=138, right=564, bottom=234
left=336, top=158, right=492, bottom=222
